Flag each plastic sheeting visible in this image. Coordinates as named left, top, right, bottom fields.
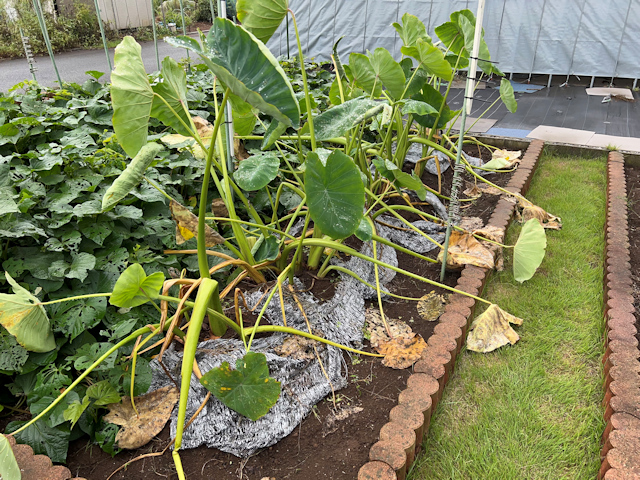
left=267, top=0, right=639, bottom=79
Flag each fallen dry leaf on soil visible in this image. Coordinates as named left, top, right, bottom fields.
left=477, top=183, right=504, bottom=195
left=459, top=216, right=484, bottom=231
left=104, top=386, right=180, bottom=449
left=417, top=291, right=448, bottom=321
left=365, top=308, right=427, bottom=369
left=466, top=304, right=523, bottom=353
left=322, top=405, right=364, bottom=437
left=517, top=199, right=562, bottom=230
left=463, top=184, right=482, bottom=198
left=437, top=230, right=495, bottom=270
left=170, top=200, right=225, bottom=246
left=274, top=333, right=322, bottom=361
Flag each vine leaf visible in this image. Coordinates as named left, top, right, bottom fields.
left=101, top=142, right=164, bottom=211
left=200, top=352, right=281, bottom=421
left=0, top=272, right=56, bottom=352
left=104, top=386, right=179, bottom=449
left=233, top=153, right=280, bottom=191
left=169, top=200, right=225, bottom=246
left=513, top=218, right=547, bottom=283
left=466, top=304, right=523, bottom=353
left=109, top=264, right=165, bottom=309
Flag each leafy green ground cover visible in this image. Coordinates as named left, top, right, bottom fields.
left=410, top=153, right=606, bottom=479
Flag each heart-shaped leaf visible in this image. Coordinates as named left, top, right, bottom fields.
left=513, top=218, right=547, bottom=282
left=311, top=98, right=381, bottom=141
left=499, top=78, right=518, bottom=113
left=167, top=19, right=299, bottom=128
left=369, top=48, right=406, bottom=100
left=0, top=272, right=55, bottom=352
left=349, top=53, right=382, bottom=98
left=200, top=352, right=281, bottom=421
left=150, top=57, right=191, bottom=136
left=392, top=13, right=431, bottom=48
left=229, top=93, right=258, bottom=136
left=0, top=435, right=21, bottom=480
left=412, top=84, right=459, bottom=129
left=236, top=0, right=288, bottom=44
left=401, top=38, right=453, bottom=81
left=233, top=153, right=280, bottom=191
left=305, top=150, right=364, bottom=239
left=109, top=264, right=165, bottom=309
left=102, top=142, right=164, bottom=211
left=111, top=37, right=154, bottom=157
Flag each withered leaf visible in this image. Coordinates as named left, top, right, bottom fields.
left=463, top=184, right=482, bottom=198
left=459, top=216, right=484, bottom=232
left=491, top=149, right=521, bottom=168
left=170, top=200, right=225, bottom=246
left=517, top=199, right=562, bottom=230
left=476, top=183, right=504, bottom=196
left=274, top=333, right=322, bottom=361
left=466, top=304, right=523, bottom=353
left=211, top=198, right=229, bottom=217
left=417, top=291, right=447, bottom=321
left=438, top=230, right=495, bottom=270
left=365, top=308, right=427, bottom=369
left=104, top=386, right=179, bottom=449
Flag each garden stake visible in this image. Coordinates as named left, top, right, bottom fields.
left=92, top=0, right=113, bottom=71
left=440, top=0, right=486, bottom=282
left=31, top=0, right=62, bottom=86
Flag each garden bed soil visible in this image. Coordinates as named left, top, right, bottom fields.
left=8, top=146, right=515, bottom=480
left=622, top=164, right=640, bottom=346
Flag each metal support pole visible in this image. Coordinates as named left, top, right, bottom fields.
left=547, top=74, right=552, bottom=88
left=92, top=0, right=113, bottom=71
left=634, top=79, right=638, bottom=90
left=177, top=0, right=190, bottom=70
left=32, top=0, right=62, bottom=86
left=150, top=0, right=160, bottom=70
left=208, top=0, right=215, bottom=24
left=19, top=27, right=38, bottom=81
left=590, top=76, right=595, bottom=88
left=218, top=0, right=235, bottom=179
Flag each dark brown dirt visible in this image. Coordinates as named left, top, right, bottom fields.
left=623, top=164, right=640, bottom=346
left=11, top=145, right=515, bottom=480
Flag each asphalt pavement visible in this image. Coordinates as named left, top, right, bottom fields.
left=0, top=35, right=199, bottom=93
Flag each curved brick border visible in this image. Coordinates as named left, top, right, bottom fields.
left=598, top=152, right=640, bottom=480
left=358, top=139, right=545, bottom=479
left=3, top=434, right=86, bottom=480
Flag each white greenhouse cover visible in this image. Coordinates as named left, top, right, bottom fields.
left=267, top=0, right=639, bottom=79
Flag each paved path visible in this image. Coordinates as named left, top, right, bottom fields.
left=0, top=35, right=198, bottom=92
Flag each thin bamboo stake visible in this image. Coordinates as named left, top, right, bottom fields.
left=92, top=0, right=113, bottom=70
left=31, top=0, right=62, bottom=86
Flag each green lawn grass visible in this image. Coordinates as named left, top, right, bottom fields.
left=409, top=153, right=606, bottom=480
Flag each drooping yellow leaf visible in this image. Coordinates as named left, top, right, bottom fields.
left=466, top=304, right=523, bottom=353
left=492, top=149, right=521, bottom=167
left=170, top=200, right=225, bottom=246
left=104, top=386, right=179, bottom=449
left=517, top=198, right=562, bottom=230
left=417, top=291, right=447, bottom=321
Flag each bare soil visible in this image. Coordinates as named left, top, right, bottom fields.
left=623, top=165, right=640, bottom=346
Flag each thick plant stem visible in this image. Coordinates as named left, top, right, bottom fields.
left=288, top=9, right=315, bottom=151
left=198, top=88, right=231, bottom=279
left=173, top=278, right=220, bottom=480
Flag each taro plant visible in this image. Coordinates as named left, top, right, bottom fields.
left=2, top=3, right=551, bottom=477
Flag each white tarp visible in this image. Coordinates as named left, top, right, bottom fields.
left=267, top=0, right=639, bottom=79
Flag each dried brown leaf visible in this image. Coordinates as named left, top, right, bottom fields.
left=463, top=184, right=482, bottom=198
left=437, top=230, right=495, bottom=270
left=365, top=308, right=427, bottom=369
left=466, top=304, right=523, bottom=353
left=211, top=198, right=229, bottom=217
left=491, top=149, right=521, bottom=168
left=476, top=183, right=504, bottom=195
left=170, top=200, right=225, bottom=246
left=417, top=291, right=447, bottom=322
left=459, top=216, right=484, bottom=231
left=517, top=199, right=562, bottom=230
left=274, top=333, right=322, bottom=361
left=104, top=386, right=180, bottom=449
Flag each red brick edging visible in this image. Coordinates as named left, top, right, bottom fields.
left=358, top=139, right=545, bottom=479
left=598, top=151, right=640, bottom=480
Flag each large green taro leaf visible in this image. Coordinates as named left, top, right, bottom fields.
left=229, top=93, right=258, bottom=136
left=233, top=153, right=280, bottom=191
left=349, top=53, right=382, bottom=98
left=513, top=219, right=547, bottom=283
left=150, top=56, right=191, bottom=136
left=0, top=434, right=21, bottom=480
left=305, top=150, right=364, bottom=239
left=393, top=13, right=431, bottom=48
left=401, top=38, right=453, bottom=81
left=369, top=48, right=406, bottom=100
left=111, top=36, right=154, bottom=158
left=109, top=263, right=165, bottom=309
left=412, top=84, right=459, bottom=129
left=200, top=352, right=281, bottom=421
left=236, top=0, right=288, bottom=44
left=311, top=98, right=382, bottom=141
left=0, top=272, right=55, bottom=352
left=102, top=142, right=164, bottom=211
left=167, top=19, right=299, bottom=128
